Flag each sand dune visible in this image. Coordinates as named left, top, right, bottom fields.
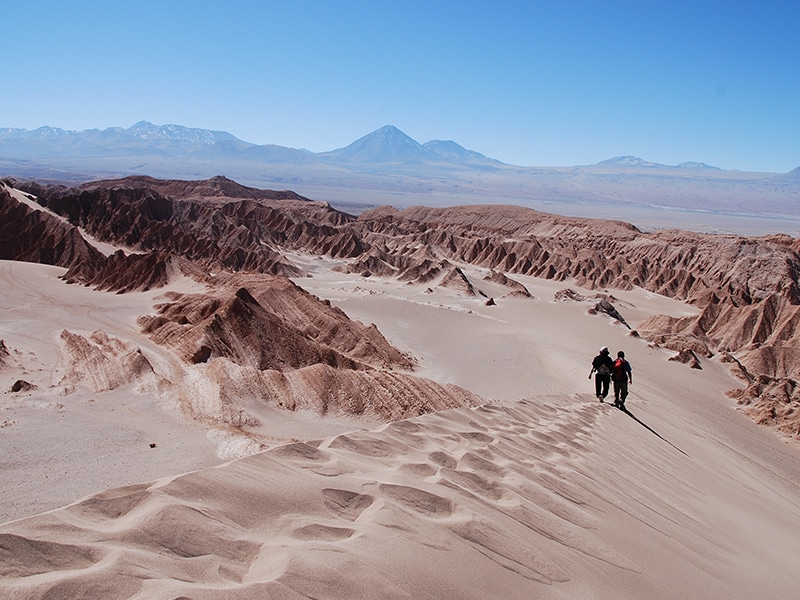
left=2, top=392, right=798, bottom=598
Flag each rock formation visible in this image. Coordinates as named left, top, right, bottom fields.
left=484, top=270, right=532, bottom=298
left=58, top=330, right=162, bottom=394
left=439, top=266, right=482, bottom=296
left=4, top=176, right=800, bottom=438
left=9, top=379, right=37, bottom=393
left=668, top=349, right=703, bottom=369
left=137, top=276, right=413, bottom=372
left=1, top=181, right=105, bottom=272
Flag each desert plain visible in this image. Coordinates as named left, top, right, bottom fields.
left=1, top=177, right=799, bottom=599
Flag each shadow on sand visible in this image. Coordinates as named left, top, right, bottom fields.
left=615, top=403, right=690, bottom=457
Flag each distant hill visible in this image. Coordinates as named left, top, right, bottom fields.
left=594, top=156, right=721, bottom=170
left=315, top=125, right=502, bottom=168
left=423, top=139, right=501, bottom=165
left=782, top=167, right=800, bottom=180
left=318, top=125, right=439, bottom=164
left=0, top=121, right=244, bottom=159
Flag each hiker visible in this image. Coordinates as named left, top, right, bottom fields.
left=588, top=346, right=614, bottom=401
left=611, top=350, right=633, bottom=408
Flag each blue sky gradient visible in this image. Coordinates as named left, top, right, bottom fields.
left=2, top=1, right=798, bottom=171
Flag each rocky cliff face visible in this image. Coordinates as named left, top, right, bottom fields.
left=1, top=182, right=104, bottom=270
left=11, top=175, right=366, bottom=290
left=4, top=176, right=799, bottom=437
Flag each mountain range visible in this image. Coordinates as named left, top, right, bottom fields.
left=2, top=121, right=800, bottom=230
left=0, top=122, right=499, bottom=167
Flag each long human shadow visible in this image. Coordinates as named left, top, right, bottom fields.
left=616, top=404, right=690, bottom=457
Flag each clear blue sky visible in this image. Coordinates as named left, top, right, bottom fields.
left=2, top=1, right=798, bottom=172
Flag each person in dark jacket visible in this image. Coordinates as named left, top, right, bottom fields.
left=611, top=350, right=633, bottom=408
left=588, top=346, right=614, bottom=401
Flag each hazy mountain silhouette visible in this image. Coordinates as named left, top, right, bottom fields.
left=596, top=155, right=721, bottom=170
left=0, top=122, right=499, bottom=167
left=318, top=125, right=438, bottom=164
left=315, top=125, right=501, bottom=167
left=423, top=139, right=501, bottom=165
left=0, top=121, right=243, bottom=158
left=2, top=121, right=799, bottom=220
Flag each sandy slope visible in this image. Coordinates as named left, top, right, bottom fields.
left=1, top=398, right=798, bottom=598
left=1, top=255, right=799, bottom=598
left=0, top=261, right=371, bottom=523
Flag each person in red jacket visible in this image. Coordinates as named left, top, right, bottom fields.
left=611, top=350, right=633, bottom=408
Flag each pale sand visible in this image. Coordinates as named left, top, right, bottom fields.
left=0, top=260, right=369, bottom=523
left=1, top=255, right=799, bottom=598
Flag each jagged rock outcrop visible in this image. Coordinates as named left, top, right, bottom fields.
left=63, top=251, right=176, bottom=292
left=133, top=276, right=477, bottom=428
left=0, top=182, right=105, bottom=272
left=727, top=375, right=800, bottom=438
left=592, top=297, right=631, bottom=329
left=556, top=289, right=630, bottom=328
left=9, top=380, right=37, bottom=393
left=78, top=175, right=310, bottom=203
left=668, top=349, right=703, bottom=369
left=439, top=266, right=482, bottom=296
left=138, top=275, right=414, bottom=372
left=353, top=205, right=800, bottom=306
left=12, top=176, right=365, bottom=290
left=484, top=270, right=532, bottom=297
left=58, top=330, right=162, bottom=394
left=554, top=289, right=587, bottom=302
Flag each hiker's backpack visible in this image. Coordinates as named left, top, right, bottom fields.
left=612, top=358, right=626, bottom=380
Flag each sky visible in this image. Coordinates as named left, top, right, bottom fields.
left=2, top=1, right=799, bottom=172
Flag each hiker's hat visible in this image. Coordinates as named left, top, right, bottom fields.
left=600, top=346, right=609, bottom=353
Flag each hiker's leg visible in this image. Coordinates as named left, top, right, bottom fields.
left=620, top=381, right=628, bottom=403
left=601, top=375, right=610, bottom=398
left=595, top=376, right=602, bottom=397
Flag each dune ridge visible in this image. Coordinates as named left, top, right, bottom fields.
left=2, top=394, right=798, bottom=598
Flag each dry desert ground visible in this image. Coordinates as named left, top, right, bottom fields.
left=1, top=251, right=799, bottom=598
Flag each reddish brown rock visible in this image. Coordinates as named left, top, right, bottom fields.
left=484, top=270, right=532, bottom=298
left=10, top=380, right=37, bottom=393
left=137, top=275, right=414, bottom=372
left=668, top=349, right=703, bottom=369
left=0, top=184, right=105, bottom=271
